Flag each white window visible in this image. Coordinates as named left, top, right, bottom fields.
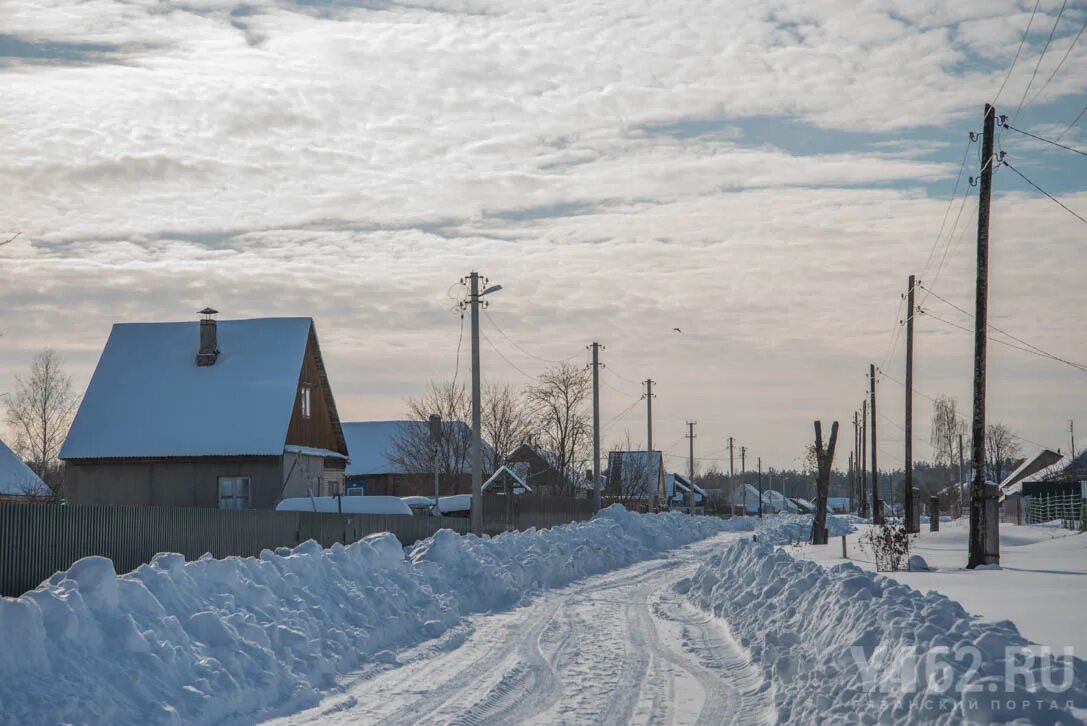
left=346, top=484, right=365, bottom=496
left=300, top=385, right=312, bottom=419
left=218, top=477, right=252, bottom=509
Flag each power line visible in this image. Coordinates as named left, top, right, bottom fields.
left=924, top=196, right=978, bottom=304
left=919, top=284, right=1087, bottom=373
left=603, top=362, right=642, bottom=386
left=601, top=396, right=645, bottom=433
left=994, top=0, right=1042, bottom=104
left=1002, top=121, right=1087, bottom=157
left=478, top=326, right=539, bottom=381
left=920, top=137, right=976, bottom=281
left=1002, top=158, right=1087, bottom=227
left=600, top=374, right=639, bottom=400
left=918, top=307, right=1087, bottom=374
left=1011, top=0, right=1069, bottom=123
left=1054, top=103, right=1087, bottom=143
left=1026, top=17, right=1087, bottom=107
left=451, top=312, right=465, bottom=390
left=482, top=310, right=579, bottom=364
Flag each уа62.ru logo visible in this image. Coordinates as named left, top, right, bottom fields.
left=848, top=644, right=1076, bottom=694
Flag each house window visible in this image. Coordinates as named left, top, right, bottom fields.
left=300, top=385, right=312, bottom=419
left=218, top=477, right=251, bottom=509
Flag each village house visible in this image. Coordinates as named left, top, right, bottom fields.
left=341, top=420, right=480, bottom=497
left=0, top=438, right=49, bottom=502
left=505, top=443, right=593, bottom=498
left=59, top=310, right=349, bottom=509
left=604, top=450, right=664, bottom=509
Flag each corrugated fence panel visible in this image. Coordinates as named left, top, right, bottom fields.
left=0, top=503, right=471, bottom=597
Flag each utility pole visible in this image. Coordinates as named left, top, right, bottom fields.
left=870, top=364, right=882, bottom=524
left=757, top=457, right=763, bottom=518
left=685, top=421, right=697, bottom=483
left=728, top=436, right=735, bottom=516
left=847, top=410, right=856, bottom=512
left=741, top=446, right=747, bottom=516
left=904, top=274, right=917, bottom=532
left=467, top=272, right=484, bottom=536
left=590, top=342, right=603, bottom=512
left=644, top=379, right=655, bottom=452
left=958, top=433, right=965, bottom=515
left=860, top=400, right=868, bottom=518
left=848, top=452, right=854, bottom=513
left=1071, top=420, right=1076, bottom=461
left=969, top=103, right=997, bottom=569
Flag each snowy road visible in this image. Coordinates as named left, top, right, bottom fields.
left=266, top=534, right=773, bottom=726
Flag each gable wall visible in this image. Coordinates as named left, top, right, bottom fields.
left=285, top=332, right=342, bottom=453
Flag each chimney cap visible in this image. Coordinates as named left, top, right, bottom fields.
left=199, top=307, right=219, bottom=317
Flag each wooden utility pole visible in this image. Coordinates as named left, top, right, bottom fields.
left=590, top=342, right=603, bottom=512
left=741, top=446, right=747, bottom=515
left=728, top=436, right=735, bottom=515
left=904, top=274, right=917, bottom=532
left=870, top=364, right=882, bottom=524
left=852, top=410, right=860, bottom=513
left=685, top=421, right=696, bottom=483
left=644, top=379, right=655, bottom=452
left=757, top=457, right=763, bottom=518
left=811, top=420, right=839, bottom=545
left=958, top=433, right=965, bottom=515
left=969, top=103, right=998, bottom=568
left=860, top=400, right=868, bottom=518
left=848, top=451, right=854, bottom=513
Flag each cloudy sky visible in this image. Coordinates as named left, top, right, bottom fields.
left=2, top=0, right=1085, bottom=473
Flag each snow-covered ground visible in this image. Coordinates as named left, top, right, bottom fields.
left=785, top=518, right=1087, bottom=653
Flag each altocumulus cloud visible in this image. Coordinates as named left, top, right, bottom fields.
left=0, top=0, right=1085, bottom=465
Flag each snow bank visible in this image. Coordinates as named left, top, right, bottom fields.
left=682, top=539, right=1087, bottom=724
left=0, top=506, right=727, bottom=724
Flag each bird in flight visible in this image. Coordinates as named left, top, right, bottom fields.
left=673, top=327, right=682, bottom=333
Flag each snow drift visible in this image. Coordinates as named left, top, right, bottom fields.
left=682, top=539, right=1087, bottom=724
left=0, top=506, right=727, bottom=724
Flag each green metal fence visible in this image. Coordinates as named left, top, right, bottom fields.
left=0, top=502, right=469, bottom=597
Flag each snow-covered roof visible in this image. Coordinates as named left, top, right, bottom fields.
left=61, top=318, right=334, bottom=459
left=664, top=472, right=704, bottom=502
left=284, top=445, right=349, bottom=461
left=438, top=494, right=471, bottom=514
left=482, top=465, right=531, bottom=493
left=0, top=439, right=47, bottom=496
left=400, top=495, right=434, bottom=508
left=342, top=420, right=477, bottom=477
left=999, top=449, right=1063, bottom=499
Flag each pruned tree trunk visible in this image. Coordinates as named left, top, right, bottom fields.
left=811, top=420, right=839, bottom=545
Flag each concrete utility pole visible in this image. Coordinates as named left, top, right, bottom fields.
left=429, top=414, right=442, bottom=513
left=728, top=436, right=735, bottom=515
left=685, top=421, right=697, bottom=483
left=590, top=342, right=603, bottom=512
left=741, top=446, right=747, bottom=516
left=467, top=272, right=484, bottom=536
left=969, top=103, right=998, bottom=569
left=644, top=379, right=655, bottom=452
left=870, top=364, right=882, bottom=524
left=860, top=400, right=868, bottom=518
left=757, top=457, right=763, bottom=518
left=904, top=274, right=917, bottom=533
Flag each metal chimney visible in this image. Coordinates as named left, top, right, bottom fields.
left=196, top=307, right=219, bottom=366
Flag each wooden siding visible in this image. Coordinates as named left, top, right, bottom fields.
left=0, top=502, right=470, bottom=597
left=285, top=328, right=343, bottom=454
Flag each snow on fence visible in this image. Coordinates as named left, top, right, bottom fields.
left=0, top=502, right=469, bottom=597
left=1022, top=492, right=1085, bottom=530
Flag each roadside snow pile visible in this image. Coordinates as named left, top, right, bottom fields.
left=746, top=513, right=856, bottom=545
left=682, top=539, right=1087, bottom=724
left=0, top=505, right=726, bottom=724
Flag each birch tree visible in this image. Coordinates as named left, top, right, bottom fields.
left=5, top=350, right=78, bottom=495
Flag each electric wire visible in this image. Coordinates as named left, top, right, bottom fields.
left=994, top=0, right=1042, bottom=104
left=1054, top=103, right=1087, bottom=143
left=1025, top=17, right=1087, bottom=107
left=1011, top=0, right=1069, bottom=123
left=1002, top=159, right=1087, bottom=226
left=482, top=309, right=580, bottom=364
left=1002, top=122, right=1087, bottom=157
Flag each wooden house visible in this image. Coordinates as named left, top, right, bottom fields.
left=59, top=310, right=349, bottom=509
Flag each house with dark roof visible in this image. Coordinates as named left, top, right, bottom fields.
left=605, top=450, right=664, bottom=509
left=59, top=311, right=349, bottom=509
left=505, top=443, right=593, bottom=498
left=341, top=420, right=486, bottom=497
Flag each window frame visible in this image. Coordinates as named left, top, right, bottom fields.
left=218, top=476, right=253, bottom=510
left=300, top=384, right=312, bottom=419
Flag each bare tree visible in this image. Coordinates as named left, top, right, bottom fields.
left=5, top=350, right=78, bottom=496
left=527, top=362, right=591, bottom=497
left=607, top=431, right=653, bottom=506
left=985, top=423, right=1022, bottom=484
left=390, top=381, right=474, bottom=481
left=483, top=383, right=536, bottom=468
left=930, top=395, right=965, bottom=483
